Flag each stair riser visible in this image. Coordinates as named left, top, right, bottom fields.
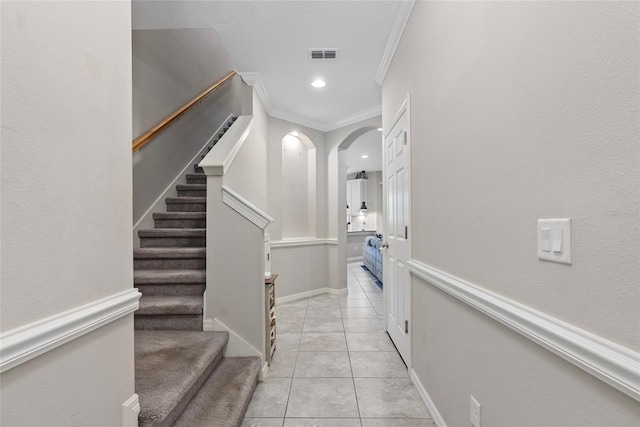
left=134, top=314, right=204, bottom=332
left=154, top=219, right=206, bottom=228
left=194, top=165, right=204, bottom=173
left=137, top=344, right=223, bottom=427
left=140, top=237, right=205, bottom=248
left=167, top=203, right=206, bottom=213
left=177, top=190, right=207, bottom=197
left=136, top=284, right=205, bottom=297
left=134, top=259, right=206, bottom=270
left=186, top=176, right=206, bottom=185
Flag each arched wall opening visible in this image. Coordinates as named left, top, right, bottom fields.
left=327, top=121, right=381, bottom=291
left=281, top=132, right=317, bottom=238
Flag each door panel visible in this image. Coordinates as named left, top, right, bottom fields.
left=384, top=103, right=411, bottom=367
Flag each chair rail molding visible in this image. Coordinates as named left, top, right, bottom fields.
left=271, top=238, right=338, bottom=248
left=0, top=289, right=141, bottom=373
left=407, top=259, right=640, bottom=402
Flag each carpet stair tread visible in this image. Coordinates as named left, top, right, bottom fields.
left=134, top=248, right=206, bottom=259
left=138, top=228, right=205, bottom=238
left=165, top=197, right=206, bottom=204
left=174, top=357, right=261, bottom=427
left=137, top=295, right=203, bottom=315
left=153, top=212, right=206, bottom=220
left=134, top=269, right=206, bottom=284
left=135, top=330, right=228, bottom=427
left=176, top=184, right=206, bottom=191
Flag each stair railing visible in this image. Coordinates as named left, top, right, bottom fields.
left=132, top=70, right=237, bottom=153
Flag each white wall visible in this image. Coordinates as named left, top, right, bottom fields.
left=267, top=117, right=327, bottom=242
left=271, top=244, right=329, bottom=298
left=383, top=1, right=639, bottom=424
left=225, top=90, right=269, bottom=211
left=1, top=1, right=135, bottom=424
left=132, top=28, right=241, bottom=226
left=281, top=135, right=313, bottom=237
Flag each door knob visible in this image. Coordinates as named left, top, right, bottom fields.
left=381, top=242, right=389, bottom=249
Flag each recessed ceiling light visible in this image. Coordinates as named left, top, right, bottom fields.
left=361, top=155, right=369, bottom=159
left=311, top=79, right=326, bottom=88
left=377, top=128, right=383, bottom=131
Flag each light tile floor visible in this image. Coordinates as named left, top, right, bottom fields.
left=242, top=263, right=435, bottom=427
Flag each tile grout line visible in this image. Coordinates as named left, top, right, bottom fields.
left=280, top=299, right=305, bottom=424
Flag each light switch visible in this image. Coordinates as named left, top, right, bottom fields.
left=540, top=228, right=551, bottom=252
left=538, top=219, right=571, bottom=264
left=551, top=229, right=563, bottom=253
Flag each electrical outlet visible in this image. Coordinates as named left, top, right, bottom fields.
left=470, top=395, right=481, bottom=427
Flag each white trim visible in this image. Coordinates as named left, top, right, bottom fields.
left=239, top=72, right=274, bottom=113
left=132, top=114, right=233, bottom=235
left=239, top=71, right=382, bottom=132
left=383, top=93, right=412, bottom=368
left=375, top=0, right=416, bottom=85
left=260, top=361, right=269, bottom=382
left=200, top=115, right=254, bottom=176
left=407, top=259, right=640, bottom=402
left=271, top=108, right=330, bottom=132
left=0, top=289, right=141, bottom=373
left=121, top=394, right=140, bottom=427
left=276, top=287, right=348, bottom=305
left=222, top=186, right=275, bottom=230
left=212, top=318, right=263, bottom=359
left=347, top=256, right=363, bottom=263
left=325, top=105, right=382, bottom=132
left=409, top=369, right=447, bottom=427
left=271, top=238, right=338, bottom=248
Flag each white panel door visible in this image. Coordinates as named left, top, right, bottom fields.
left=384, top=102, right=411, bottom=367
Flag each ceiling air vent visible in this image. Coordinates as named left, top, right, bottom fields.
left=309, top=49, right=339, bottom=61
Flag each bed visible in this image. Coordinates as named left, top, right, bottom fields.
left=362, top=235, right=383, bottom=284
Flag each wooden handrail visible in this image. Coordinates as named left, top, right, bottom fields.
left=132, top=70, right=237, bottom=153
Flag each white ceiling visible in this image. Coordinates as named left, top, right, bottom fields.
left=345, top=129, right=383, bottom=175
left=132, top=0, right=414, bottom=131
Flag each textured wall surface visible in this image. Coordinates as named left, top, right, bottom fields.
left=1, top=0, right=133, bottom=330
left=384, top=0, right=639, bottom=347
left=132, top=29, right=240, bottom=225
left=1, top=1, right=135, bottom=424
left=383, top=1, right=639, bottom=424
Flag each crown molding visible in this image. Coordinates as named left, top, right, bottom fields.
left=325, top=105, right=382, bottom=132
left=375, top=0, right=416, bottom=85
left=239, top=72, right=274, bottom=113
left=240, top=71, right=381, bottom=132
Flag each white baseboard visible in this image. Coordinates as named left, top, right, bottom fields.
left=212, top=318, right=263, bottom=359
left=0, top=289, right=141, bottom=373
left=409, top=369, right=446, bottom=427
left=132, top=113, right=233, bottom=245
left=121, top=394, right=140, bottom=427
left=260, top=361, right=269, bottom=382
left=407, top=259, right=640, bottom=402
left=276, top=287, right=348, bottom=304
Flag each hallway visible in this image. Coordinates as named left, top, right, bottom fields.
left=242, top=263, right=434, bottom=426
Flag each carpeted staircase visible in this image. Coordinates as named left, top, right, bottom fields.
left=133, top=117, right=261, bottom=427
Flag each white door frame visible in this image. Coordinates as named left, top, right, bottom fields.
left=382, top=93, right=412, bottom=368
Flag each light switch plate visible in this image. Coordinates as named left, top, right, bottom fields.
left=538, top=219, right=571, bottom=264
